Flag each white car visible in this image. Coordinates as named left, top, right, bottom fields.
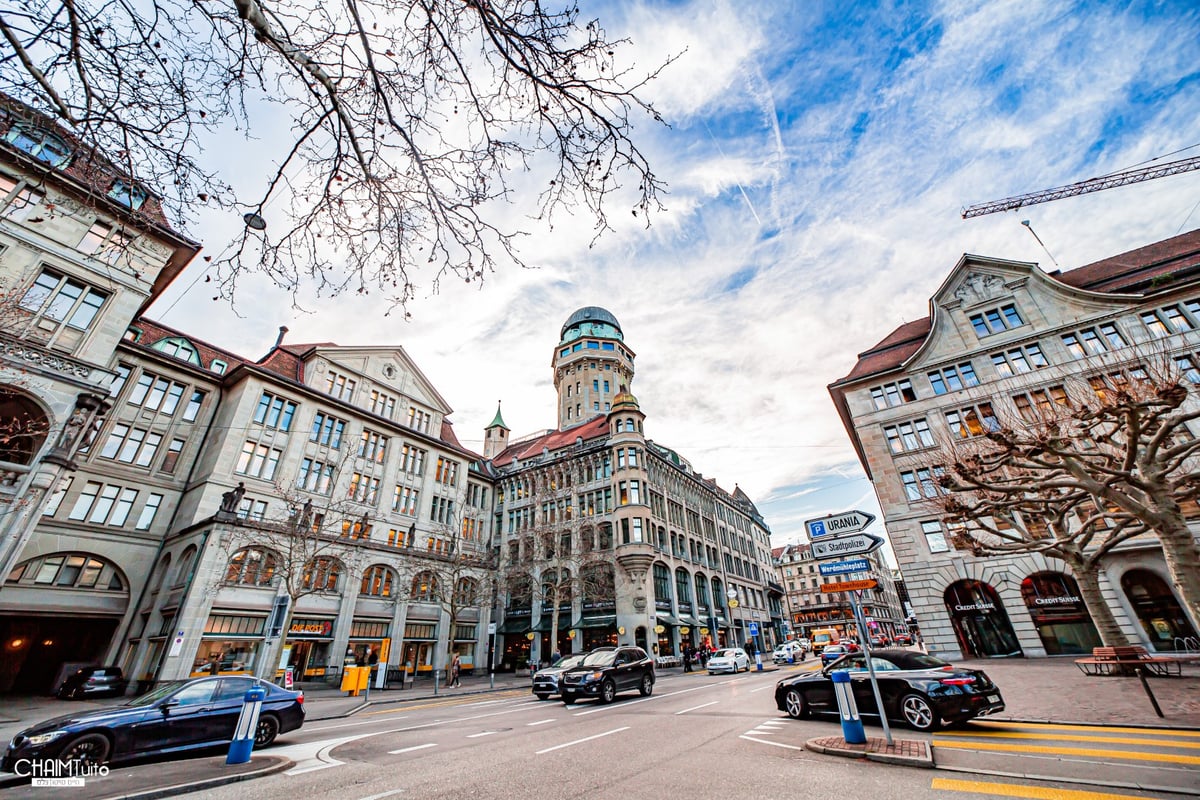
left=707, top=647, right=751, bottom=674
left=772, top=641, right=806, bottom=663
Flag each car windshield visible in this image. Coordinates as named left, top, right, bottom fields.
left=556, top=655, right=585, bottom=669
left=124, top=680, right=187, bottom=707
left=897, top=653, right=951, bottom=669
left=714, top=649, right=738, bottom=658
left=581, top=651, right=616, bottom=667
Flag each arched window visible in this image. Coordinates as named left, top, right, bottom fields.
left=6, top=551, right=126, bottom=591
left=675, top=568, right=692, bottom=603
left=411, top=570, right=439, bottom=601
left=455, top=577, right=479, bottom=605
left=360, top=565, right=395, bottom=597
left=224, top=547, right=278, bottom=587
left=173, top=546, right=198, bottom=587
left=151, top=553, right=171, bottom=593
left=0, top=390, right=50, bottom=466
left=506, top=573, right=532, bottom=610
left=152, top=336, right=202, bottom=365
left=694, top=573, right=710, bottom=609
left=653, top=563, right=671, bottom=604
left=302, top=557, right=342, bottom=592
left=5, top=124, right=72, bottom=166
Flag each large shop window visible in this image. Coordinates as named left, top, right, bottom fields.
left=1020, top=572, right=1100, bottom=655
left=1121, top=569, right=1198, bottom=651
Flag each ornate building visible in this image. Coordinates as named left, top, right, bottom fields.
left=772, top=543, right=903, bottom=642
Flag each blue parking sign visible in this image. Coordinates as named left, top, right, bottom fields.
left=808, top=520, right=826, bottom=538
left=748, top=622, right=759, bottom=636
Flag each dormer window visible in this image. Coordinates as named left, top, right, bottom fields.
left=107, top=179, right=147, bottom=210
left=4, top=124, right=72, bottom=167
left=210, top=359, right=228, bottom=375
left=153, top=336, right=202, bottom=365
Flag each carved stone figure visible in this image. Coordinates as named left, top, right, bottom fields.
left=220, top=482, right=246, bottom=513
left=953, top=272, right=1006, bottom=305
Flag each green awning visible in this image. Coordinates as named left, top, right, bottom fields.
left=655, top=611, right=681, bottom=626
left=578, top=614, right=617, bottom=629
left=531, top=613, right=572, bottom=632
left=498, top=618, right=530, bottom=634
left=678, top=615, right=703, bottom=627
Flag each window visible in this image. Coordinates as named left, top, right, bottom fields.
left=126, top=371, right=188, bottom=416
left=98, top=423, right=162, bottom=466
left=369, top=390, right=396, bottom=419
left=900, top=467, right=945, bottom=501
left=869, top=379, right=916, bottom=409
left=67, top=481, right=137, bottom=526
left=301, top=558, right=342, bottom=592
left=928, top=363, right=979, bottom=395
left=990, top=344, right=1048, bottom=376
left=152, top=337, right=201, bottom=365
left=435, top=457, right=459, bottom=486
left=297, top=458, right=336, bottom=494
left=945, top=403, right=999, bottom=438
left=43, top=476, right=73, bottom=517
left=6, top=553, right=123, bottom=591
left=1142, top=305, right=1195, bottom=337
left=342, top=515, right=373, bottom=538
left=1012, top=385, right=1069, bottom=421
left=430, top=496, right=455, bottom=524
left=1089, top=368, right=1149, bottom=402
left=1176, top=355, right=1200, bottom=384
left=325, top=371, right=356, bottom=402
left=969, top=304, right=1024, bottom=337
left=107, top=180, right=147, bottom=210
left=0, top=174, right=44, bottom=221
left=1062, top=324, right=1124, bottom=358
left=399, top=444, right=426, bottom=475
left=883, top=419, right=934, bottom=454
left=5, top=124, right=72, bottom=166
left=182, top=391, right=205, bottom=422
left=310, top=412, right=346, bottom=448
left=347, top=472, right=380, bottom=504
left=210, top=360, right=228, bottom=375
left=411, top=571, right=438, bottom=601
left=407, top=406, right=432, bottom=433
left=921, top=521, right=949, bottom=553
left=236, top=441, right=282, bottom=480
left=253, top=392, right=296, bottom=431
left=19, top=269, right=108, bottom=333
left=393, top=485, right=420, bottom=515
left=361, top=566, right=394, bottom=597
left=224, top=548, right=277, bottom=586
left=358, top=429, right=388, bottom=462
left=135, top=494, right=164, bottom=530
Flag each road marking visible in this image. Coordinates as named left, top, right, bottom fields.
left=738, top=735, right=806, bottom=751
left=571, top=682, right=712, bottom=716
left=278, top=735, right=372, bottom=775
left=527, top=719, right=556, bottom=726
left=357, top=790, right=405, bottom=800
left=931, top=777, right=1168, bottom=800
left=311, top=715, right=409, bottom=732
left=536, top=726, right=630, bottom=754
left=388, top=743, right=438, bottom=754
left=968, top=720, right=1200, bottom=738
left=675, top=701, right=718, bottom=715
left=750, top=684, right=774, bottom=693
left=933, top=739, right=1200, bottom=765
left=466, top=730, right=499, bottom=738
left=936, top=730, right=1200, bottom=748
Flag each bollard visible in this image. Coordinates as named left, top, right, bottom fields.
left=755, top=652, right=763, bottom=672
left=1136, top=667, right=1165, bottom=718
left=226, top=684, right=267, bottom=765
left=830, top=670, right=866, bottom=744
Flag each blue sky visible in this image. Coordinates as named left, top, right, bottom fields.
left=153, top=0, right=1200, bottom=561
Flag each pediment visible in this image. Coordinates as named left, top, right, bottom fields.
left=307, top=345, right=452, bottom=415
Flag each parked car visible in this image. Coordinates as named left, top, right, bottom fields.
left=559, top=646, right=654, bottom=705
left=774, top=649, right=1005, bottom=732
left=819, top=643, right=850, bottom=665
left=893, top=633, right=913, bottom=646
left=531, top=654, right=586, bottom=700
left=56, top=666, right=128, bottom=700
left=707, top=647, right=751, bottom=674
left=772, top=642, right=806, bottom=664
left=2, top=676, right=304, bottom=772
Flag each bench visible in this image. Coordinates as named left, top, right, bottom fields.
left=1074, top=645, right=1183, bottom=677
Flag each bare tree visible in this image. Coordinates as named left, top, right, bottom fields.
left=920, top=362, right=1200, bottom=639
left=416, top=509, right=494, bottom=678
left=1, top=1, right=674, bottom=309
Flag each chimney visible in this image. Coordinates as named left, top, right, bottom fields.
left=275, top=326, right=289, bottom=348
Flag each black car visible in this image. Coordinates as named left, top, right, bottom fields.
left=559, top=646, right=655, bottom=705
left=57, top=666, right=128, bottom=700
left=2, top=676, right=304, bottom=772
left=773, top=649, right=1004, bottom=732
left=531, top=654, right=586, bottom=700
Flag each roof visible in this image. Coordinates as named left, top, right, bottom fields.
left=561, top=306, right=621, bottom=339
left=490, top=416, right=610, bottom=468
left=487, top=403, right=509, bottom=430
left=836, top=229, right=1200, bottom=384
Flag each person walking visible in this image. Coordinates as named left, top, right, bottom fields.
left=450, top=653, right=462, bottom=687
left=682, top=645, right=693, bottom=673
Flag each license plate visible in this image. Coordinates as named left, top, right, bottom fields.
left=987, top=694, right=999, bottom=703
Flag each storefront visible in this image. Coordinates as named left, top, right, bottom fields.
left=452, top=623, right=477, bottom=670
left=1020, top=572, right=1100, bottom=655
left=1121, top=568, right=1198, bottom=651
left=347, top=619, right=390, bottom=666
left=944, top=580, right=1022, bottom=658
left=191, top=612, right=266, bottom=676
left=401, top=621, right=437, bottom=675
left=579, top=614, right=617, bottom=651
left=284, top=617, right=335, bottom=679
left=498, top=614, right=531, bottom=670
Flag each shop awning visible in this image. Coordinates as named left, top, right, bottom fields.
left=531, top=613, right=572, bottom=632
left=497, top=618, right=530, bottom=634
left=577, top=614, right=617, bottom=629
left=655, top=611, right=681, bottom=626
left=678, top=615, right=703, bottom=627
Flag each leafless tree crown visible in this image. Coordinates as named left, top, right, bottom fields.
left=1, top=0, right=674, bottom=309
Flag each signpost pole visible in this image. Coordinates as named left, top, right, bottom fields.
left=851, top=590, right=892, bottom=745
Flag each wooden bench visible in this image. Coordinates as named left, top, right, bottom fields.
left=1074, top=645, right=1183, bottom=677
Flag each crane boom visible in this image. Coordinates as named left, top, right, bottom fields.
left=961, top=155, right=1200, bottom=219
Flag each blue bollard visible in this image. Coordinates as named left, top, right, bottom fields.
left=226, top=685, right=267, bottom=765
left=830, top=670, right=866, bottom=744
left=755, top=652, right=763, bottom=672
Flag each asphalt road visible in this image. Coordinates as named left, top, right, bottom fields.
left=187, top=666, right=1197, bottom=800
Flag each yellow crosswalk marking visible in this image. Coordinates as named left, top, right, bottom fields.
left=965, top=720, right=1200, bottom=738
left=931, top=776, right=1166, bottom=800
left=933, top=739, right=1200, bottom=765
left=936, top=730, right=1200, bottom=748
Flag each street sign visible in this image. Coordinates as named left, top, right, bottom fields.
left=811, top=532, right=884, bottom=560
left=805, top=509, right=876, bottom=539
left=818, top=558, right=871, bottom=576
left=821, top=579, right=878, bottom=593
left=748, top=622, right=759, bottom=637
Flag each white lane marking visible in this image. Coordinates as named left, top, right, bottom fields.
left=571, top=682, right=712, bottom=716
left=357, top=790, right=405, bottom=800
left=388, top=743, right=438, bottom=755
left=675, top=701, right=718, bottom=715
left=536, top=726, right=630, bottom=755
left=312, top=715, right=409, bottom=732
left=739, top=735, right=806, bottom=750
left=757, top=720, right=786, bottom=727
left=527, top=719, right=556, bottom=726
left=751, top=684, right=774, bottom=693
left=463, top=699, right=507, bottom=707
left=466, top=730, right=499, bottom=738
left=279, top=735, right=372, bottom=775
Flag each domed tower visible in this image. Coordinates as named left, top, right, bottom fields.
left=552, top=306, right=635, bottom=429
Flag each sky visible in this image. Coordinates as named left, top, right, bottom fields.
left=148, top=0, right=1200, bottom=559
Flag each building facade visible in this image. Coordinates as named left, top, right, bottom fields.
left=772, top=543, right=904, bottom=643
left=829, top=231, right=1200, bottom=661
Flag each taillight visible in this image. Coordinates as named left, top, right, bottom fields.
left=86, top=677, right=96, bottom=685
left=940, top=677, right=975, bottom=686
left=296, top=692, right=304, bottom=704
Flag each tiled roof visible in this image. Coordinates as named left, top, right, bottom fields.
left=490, top=416, right=610, bottom=468
left=837, top=318, right=932, bottom=382
left=131, top=318, right=247, bottom=374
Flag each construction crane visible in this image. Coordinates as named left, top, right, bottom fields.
left=961, top=154, right=1200, bottom=218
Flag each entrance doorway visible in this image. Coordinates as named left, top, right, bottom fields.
left=0, top=616, right=119, bottom=694
left=944, top=580, right=1022, bottom=658
left=1121, top=569, right=1198, bottom=651
left=1020, top=572, right=1101, bottom=655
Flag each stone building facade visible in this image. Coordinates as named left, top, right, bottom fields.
left=828, top=231, right=1200, bottom=661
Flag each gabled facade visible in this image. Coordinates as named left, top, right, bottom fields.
left=829, top=230, right=1200, bottom=661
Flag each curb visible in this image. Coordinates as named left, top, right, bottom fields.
left=94, top=755, right=294, bottom=800
left=805, top=736, right=934, bottom=768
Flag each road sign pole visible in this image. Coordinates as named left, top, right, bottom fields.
left=851, top=590, right=892, bottom=745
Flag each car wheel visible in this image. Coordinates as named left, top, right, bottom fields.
left=59, top=732, right=111, bottom=768
left=639, top=674, right=653, bottom=697
left=70, top=685, right=85, bottom=700
left=562, top=693, right=576, bottom=705
left=254, top=714, right=280, bottom=748
left=783, top=688, right=808, bottom=720
left=899, top=693, right=940, bottom=732
left=535, top=693, right=550, bottom=701
left=599, top=680, right=616, bottom=704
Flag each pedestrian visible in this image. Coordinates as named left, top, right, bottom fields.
left=683, top=645, right=693, bottom=673
left=551, top=649, right=562, bottom=665
left=450, top=653, right=462, bottom=687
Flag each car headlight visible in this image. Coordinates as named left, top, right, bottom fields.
left=583, top=671, right=604, bottom=682
left=25, top=731, right=67, bottom=746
